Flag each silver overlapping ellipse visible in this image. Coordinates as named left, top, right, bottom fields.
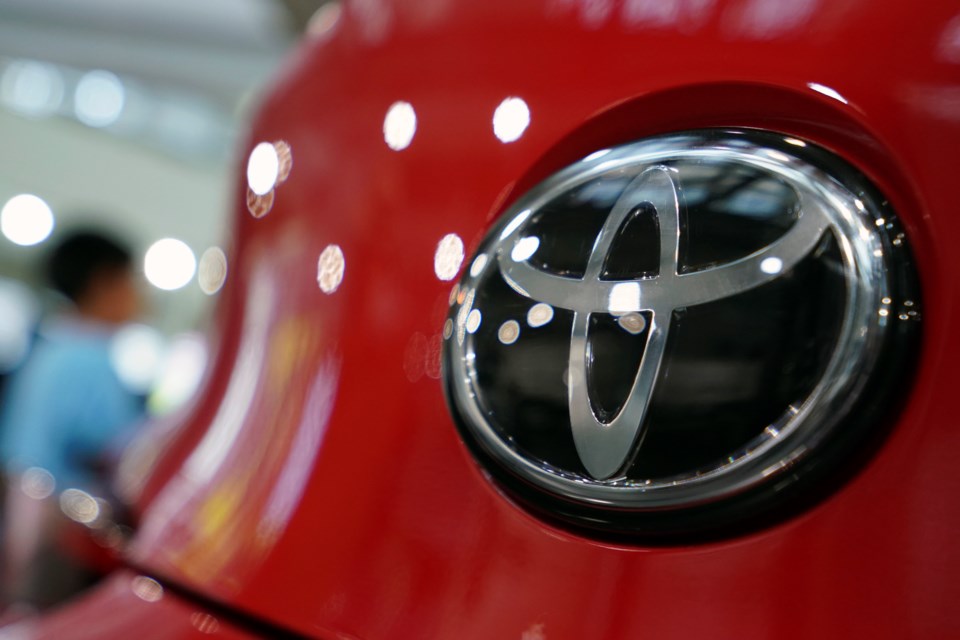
left=444, top=131, right=894, bottom=512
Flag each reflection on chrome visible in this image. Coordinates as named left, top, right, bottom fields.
left=60, top=488, right=100, bottom=524
left=448, top=283, right=460, bottom=306
left=498, top=319, right=520, bottom=345
left=784, top=137, right=807, bottom=147
left=760, top=256, right=783, bottom=274
left=198, top=246, right=228, bottom=295
left=307, top=1, right=343, bottom=40
left=500, top=209, right=532, bottom=240
left=511, top=236, right=540, bottom=262
left=20, top=467, right=55, bottom=500
left=469, top=254, right=488, bottom=277
left=247, top=142, right=281, bottom=196
left=247, top=187, right=275, bottom=219
left=130, top=575, right=164, bottom=603
left=618, top=312, right=647, bottom=335
left=317, top=244, right=345, bottom=294
left=434, top=233, right=465, bottom=281
left=466, top=309, right=482, bottom=334
left=1, top=193, right=55, bottom=247
left=608, top=282, right=641, bottom=314
left=455, top=287, right=475, bottom=345
left=383, top=101, right=417, bottom=151
left=583, top=149, right=612, bottom=162
left=493, top=97, right=531, bottom=143
left=442, top=319, right=453, bottom=340
left=527, top=302, right=554, bottom=328
left=808, top=82, right=848, bottom=105
left=144, top=238, right=197, bottom=291
left=74, top=70, right=125, bottom=128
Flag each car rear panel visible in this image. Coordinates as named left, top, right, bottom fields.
left=119, top=1, right=959, bottom=638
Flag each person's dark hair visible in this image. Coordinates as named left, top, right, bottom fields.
left=46, top=231, right=133, bottom=302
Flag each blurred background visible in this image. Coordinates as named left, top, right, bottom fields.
left=0, top=0, right=324, bottom=415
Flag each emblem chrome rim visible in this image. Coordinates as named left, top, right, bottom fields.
left=444, top=130, right=915, bottom=519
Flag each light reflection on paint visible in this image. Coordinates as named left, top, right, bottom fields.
left=307, top=1, right=343, bottom=39
left=317, top=244, right=346, bottom=294
left=190, top=613, right=220, bottom=634
left=258, top=358, right=340, bottom=542
left=131, top=576, right=164, bottom=603
left=434, top=233, right=464, bottom=281
left=808, top=82, right=848, bottom=105
left=247, top=188, right=275, bottom=219
left=493, top=97, right=530, bottom=143
left=383, top=101, right=417, bottom=151
left=198, top=246, right=228, bottom=295
left=274, top=140, right=294, bottom=183
left=183, top=268, right=274, bottom=485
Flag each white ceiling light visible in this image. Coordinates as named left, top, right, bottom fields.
left=1, top=194, right=55, bottom=246
left=74, top=70, right=125, bottom=127
left=144, top=238, right=197, bottom=291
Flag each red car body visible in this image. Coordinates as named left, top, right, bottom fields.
left=18, top=0, right=960, bottom=637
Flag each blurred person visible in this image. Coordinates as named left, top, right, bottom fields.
left=0, top=231, right=144, bottom=614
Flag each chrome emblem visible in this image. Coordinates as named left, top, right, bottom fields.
left=444, top=130, right=918, bottom=532
left=500, top=166, right=828, bottom=479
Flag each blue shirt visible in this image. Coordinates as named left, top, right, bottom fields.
left=0, top=317, right=142, bottom=493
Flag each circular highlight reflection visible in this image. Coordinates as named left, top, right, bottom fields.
left=144, top=238, right=197, bottom=291
left=383, top=101, right=417, bottom=151
left=1, top=194, right=54, bottom=246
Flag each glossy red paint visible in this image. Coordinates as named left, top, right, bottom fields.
left=84, top=0, right=960, bottom=637
left=14, top=571, right=259, bottom=639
